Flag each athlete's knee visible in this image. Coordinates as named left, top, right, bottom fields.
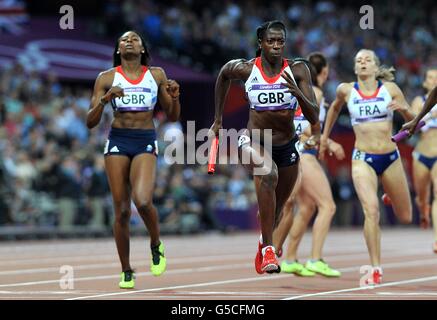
left=363, top=203, right=380, bottom=222
left=319, top=200, right=336, bottom=217
left=300, top=206, right=315, bottom=223
left=114, top=206, right=131, bottom=225
left=259, top=167, right=278, bottom=189
left=135, top=199, right=155, bottom=216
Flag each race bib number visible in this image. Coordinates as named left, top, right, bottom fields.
left=238, top=135, right=251, bottom=148
left=352, top=149, right=366, bottom=161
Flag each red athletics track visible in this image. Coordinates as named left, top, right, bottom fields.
left=0, top=228, right=436, bottom=300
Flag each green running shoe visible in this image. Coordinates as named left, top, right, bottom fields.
left=119, top=270, right=135, bottom=289
left=151, top=242, right=167, bottom=276
left=281, top=260, right=316, bottom=277
left=305, top=259, right=341, bottom=277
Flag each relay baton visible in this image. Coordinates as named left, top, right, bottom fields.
left=391, top=120, right=426, bottom=142
left=207, top=136, right=219, bottom=175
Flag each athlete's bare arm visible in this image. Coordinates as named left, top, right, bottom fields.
left=286, top=61, right=319, bottom=125
left=151, top=67, right=180, bottom=122
left=319, top=83, right=351, bottom=160
left=419, top=86, right=437, bottom=117
left=87, top=69, right=119, bottom=129
left=385, top=81, right=415, bottom=122
left=309, top=86, right=323, bottom=138
left=300, top=93, right=321, bottom=148
left=402, top=86, right=437, bottom=135
left=411, top=95, right=424, bottom=115
left=211, top=59, right=253, bottom=135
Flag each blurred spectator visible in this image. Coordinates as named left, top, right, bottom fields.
left=100, top=0, right=436, bottom=101
left=0, top=153, right=13, bottom=225
left=56, top=155, right=82, bottom=230
left=1, top=0, right=432, bottom=234
left=83, top=154, right=110, bottom=230
left=331, top=165, right=357, bottom=226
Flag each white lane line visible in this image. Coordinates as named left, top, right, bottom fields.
left=65, top=275, right=291, bottom=300
left=334, top=257, right=437, bottom=273
left=0, top=245, right=255, bottom=266
left=0, top=238, right=430, bottom=268
left=177, top=291, right=288, bottom=296
left=0, top=230, right=427, bottom=256
left=377, top=292, right=437, bottom=296
left=75, top=293, right=436, bottom=299
left=282, top=275, right=437, bottom=300
left=0, top=253, right=251, bottom=276
left=0, top=263, right=253, bottom=288
left=0, top=251, right=370, bottom=275
left=0, top=254, right=118, bottom=266
left=65, top=258, right=437, bottom=300
left=3, top=253, right=437, bottom=290
left=1, top=239, right=432, bottom=267
left=0, top=239, right=256, bottom=255
left=1, top=247, right=433, bottom=276
left=0, top=290, right=106, bottom=295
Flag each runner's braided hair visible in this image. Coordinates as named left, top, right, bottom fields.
left=255, top=20, right=287, bottom=57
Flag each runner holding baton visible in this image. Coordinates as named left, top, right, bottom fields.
left=398, top=86, right=437, bottom=138
left=208, top=136, right=219, bottom=174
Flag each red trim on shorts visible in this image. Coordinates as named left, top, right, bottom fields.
left=116, top=66, right=147, bottom=85
left=255, top=57, right=288, bottom=84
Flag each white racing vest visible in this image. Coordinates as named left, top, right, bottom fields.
left=347, top=80, right=393, bottom=126
left=110, top=66, right=158, bottom=112
left=245, top=57, right=298, bottom=111
left=319, top=96, right=326, bottom=127
left=420, top=95, right=437, bottom=132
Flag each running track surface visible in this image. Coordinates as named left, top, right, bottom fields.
left=0, top=228, right=436, bottom=300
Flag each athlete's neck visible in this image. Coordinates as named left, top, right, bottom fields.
left=260, top=55, right=283, bottom=77
left=120, top=59, right=143, bottom=76
left=316, top=74, right=325, bottom=88
left=357, top=76, right=378, bottom=93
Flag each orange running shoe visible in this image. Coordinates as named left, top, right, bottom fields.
left=261, top=246, right=279, bottom=273
left=381, top=193, right=392, bottom=206
left=254, top=239, right=263, bottom=274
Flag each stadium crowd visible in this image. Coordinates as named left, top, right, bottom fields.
left=99, top=0, right=436, bottom=100
left=0, top=63, right=259, bottom=231
left=1, top=0, right=435, bottom=232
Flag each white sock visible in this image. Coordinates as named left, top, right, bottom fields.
left=262, top=245, right=275, bottom=256
left=373, top=266, right=383, bottom=274
left=259, top=234, right=263, bottom=244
